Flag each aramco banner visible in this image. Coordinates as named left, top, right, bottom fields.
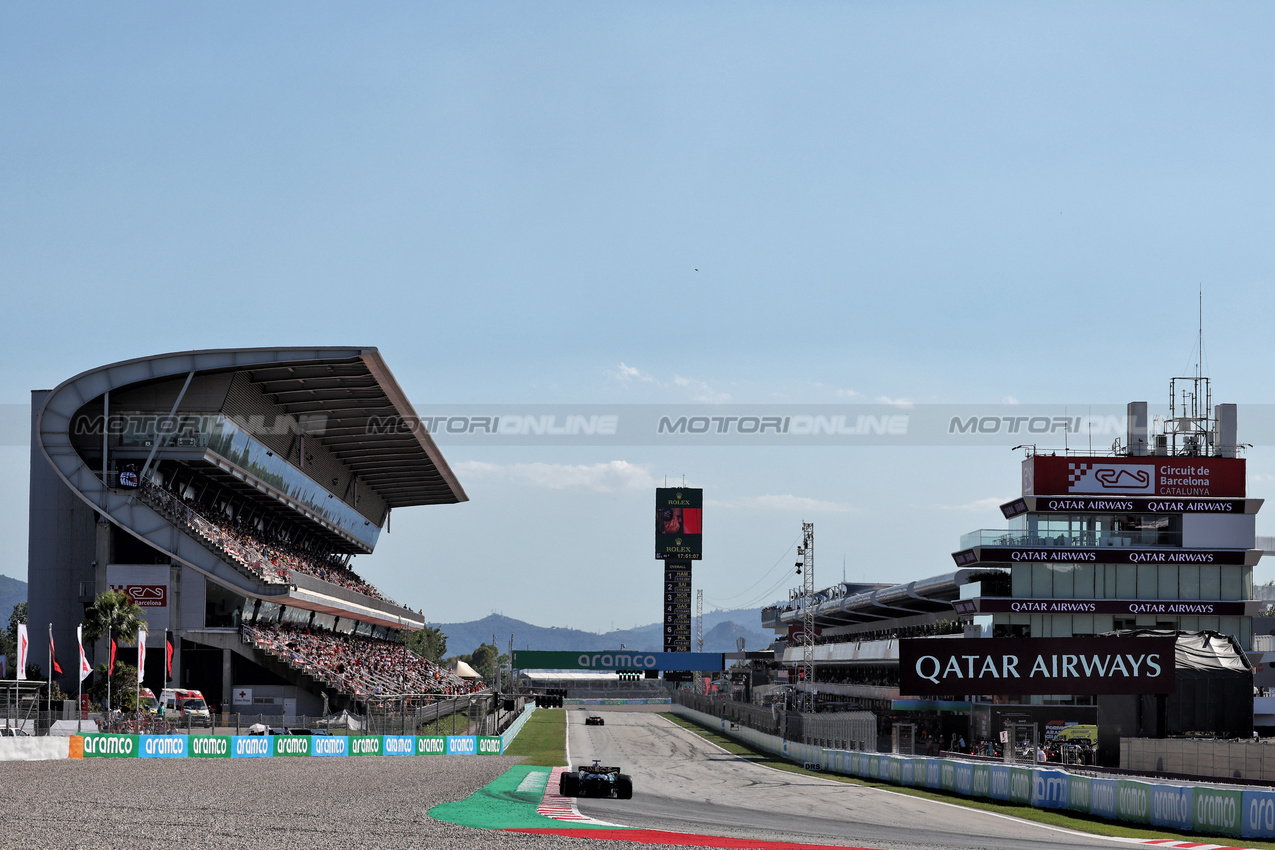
left=899, top=636, right=1176, bottom=696
left=513, top=650, right=724, bottom=672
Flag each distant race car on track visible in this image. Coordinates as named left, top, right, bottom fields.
left=559, top=760, right=633, bottom=799
left=585, top=715, right=605, bottom=726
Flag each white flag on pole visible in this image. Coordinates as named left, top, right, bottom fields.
left=136, top=630, right=147, bottom=684
left=77, top=625, right=92, bottom=682
left=15, top=624, right=28, bottom=680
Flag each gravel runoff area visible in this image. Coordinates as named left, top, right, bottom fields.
left=0, top=756, right=698, bottom=850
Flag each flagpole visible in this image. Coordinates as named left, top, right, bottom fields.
left=47, top=623, right=52, bottom=732
left=135, top=630, right=144, bottom=734
left=76, top=624, right=86, bottom=735
left=106, top=627, right=111, bottom=725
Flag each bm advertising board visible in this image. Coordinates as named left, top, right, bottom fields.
left=899, top=636, right=1176, bottom=696
left=656, top=487, right=702, bottom=560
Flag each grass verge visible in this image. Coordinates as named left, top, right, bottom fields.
left=504, top=708, right=566, bottom=766
left=660, top=713, right=1275, bottom=849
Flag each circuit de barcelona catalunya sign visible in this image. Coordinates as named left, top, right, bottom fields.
left=899, top=637, right=1176, bottom=696
left=512, top=650, right=725, bottom=672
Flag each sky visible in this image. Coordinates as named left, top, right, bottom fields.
left=5, top=4, right=1275, bottom=633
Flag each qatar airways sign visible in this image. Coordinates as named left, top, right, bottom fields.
left=951, top=547, right=1253, bottom=567
left=1024, top=456, right=1245, bottom=498
left=899, top=636, right=1176, bottom=696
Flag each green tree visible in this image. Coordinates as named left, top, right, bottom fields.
left=82, top=590, right=147, bottom=644
left=449, top=642, right=509, bottom=684
left=87, top=662, right=138, bottom=711
left=402, top=625, right=447, bottom=663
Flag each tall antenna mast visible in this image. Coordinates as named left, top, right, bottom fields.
left=1197, top=286, right=1203, bottom=381
left=1168, top=289, right=1212, bottom=457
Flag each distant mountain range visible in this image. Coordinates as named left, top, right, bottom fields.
left=433, top=607, right=773, bottom=658
left=0, top=574, right=26, bottom=620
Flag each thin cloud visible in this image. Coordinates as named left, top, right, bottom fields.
left=606, top=362, right=655, bottom=384
left=707, top=494, right=856, bottom=513
left=874, top=395, right=913, bottom=409
left=672, top=374, right=731, bottom=403
left=605, top=362, right=731, bottom=402
left=453, top=460, right=655, bottom=493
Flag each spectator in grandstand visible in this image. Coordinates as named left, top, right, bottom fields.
left=241, top=621, right=482, bottom=701
left=141, top=477, right=392, bottom=602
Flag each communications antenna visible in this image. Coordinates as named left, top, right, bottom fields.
left=1166, top=290, right=1213, bottom=457
left=798, top=522, right=815, bottom=703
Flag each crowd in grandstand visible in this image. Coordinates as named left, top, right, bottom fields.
left=813, top=667, right=900, bottom=688
left=243, top=621, right=482, bottom=700
left=141, top=477, right=389, bottom=601
left=807, top=622, right=966, bottom=646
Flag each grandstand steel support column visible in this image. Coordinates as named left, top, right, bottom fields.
left=139, top=370, right=195, bottom=481
left=799, top=522, right=815, bottom=702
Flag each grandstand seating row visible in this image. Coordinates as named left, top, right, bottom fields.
left=242, top=622, right=481, bottom=700
left=140, top=478, right=389, bottom=601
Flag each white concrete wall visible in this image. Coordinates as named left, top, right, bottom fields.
left=0, top=737, right=70, bottom=761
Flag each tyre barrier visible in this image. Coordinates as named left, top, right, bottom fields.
left=671, top=703, right=1275, bottom=841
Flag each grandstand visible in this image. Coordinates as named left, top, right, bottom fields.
left=29, top=347, right=476, bottom=719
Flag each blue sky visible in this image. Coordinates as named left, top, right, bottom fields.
left=5, top=4, right=1275, bottom=632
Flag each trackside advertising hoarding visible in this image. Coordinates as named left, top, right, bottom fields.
left=70, top=733, right=502, bottom=760
left=513, top=650, right=725, bottom=672
left=899, top=636, right=1176, bottom=696
left=81, top=734, right=137, bottom=757
left=273, top=736, right=310, bottom=757
left=139, top=735, right=187, bottom=758
left=311, top=736, right=347, bottom=757
left=656, top=487, right=702, bottom=560
left=417, top=736, right=446, bottom=755
left=189, top=736, right=230, bottom=758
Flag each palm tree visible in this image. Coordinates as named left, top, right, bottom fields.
left=82, top=589, right=147, bottom=644
left=82, top=590, right=148, bottom=714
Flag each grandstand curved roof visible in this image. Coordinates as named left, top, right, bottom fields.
left=38, top=346, right=467, bottom=509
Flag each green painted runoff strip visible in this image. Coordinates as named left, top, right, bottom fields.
left=429, top=765, right=623, bottom=831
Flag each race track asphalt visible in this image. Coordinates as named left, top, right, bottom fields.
left=567, top=710, right=1141, bottom=850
